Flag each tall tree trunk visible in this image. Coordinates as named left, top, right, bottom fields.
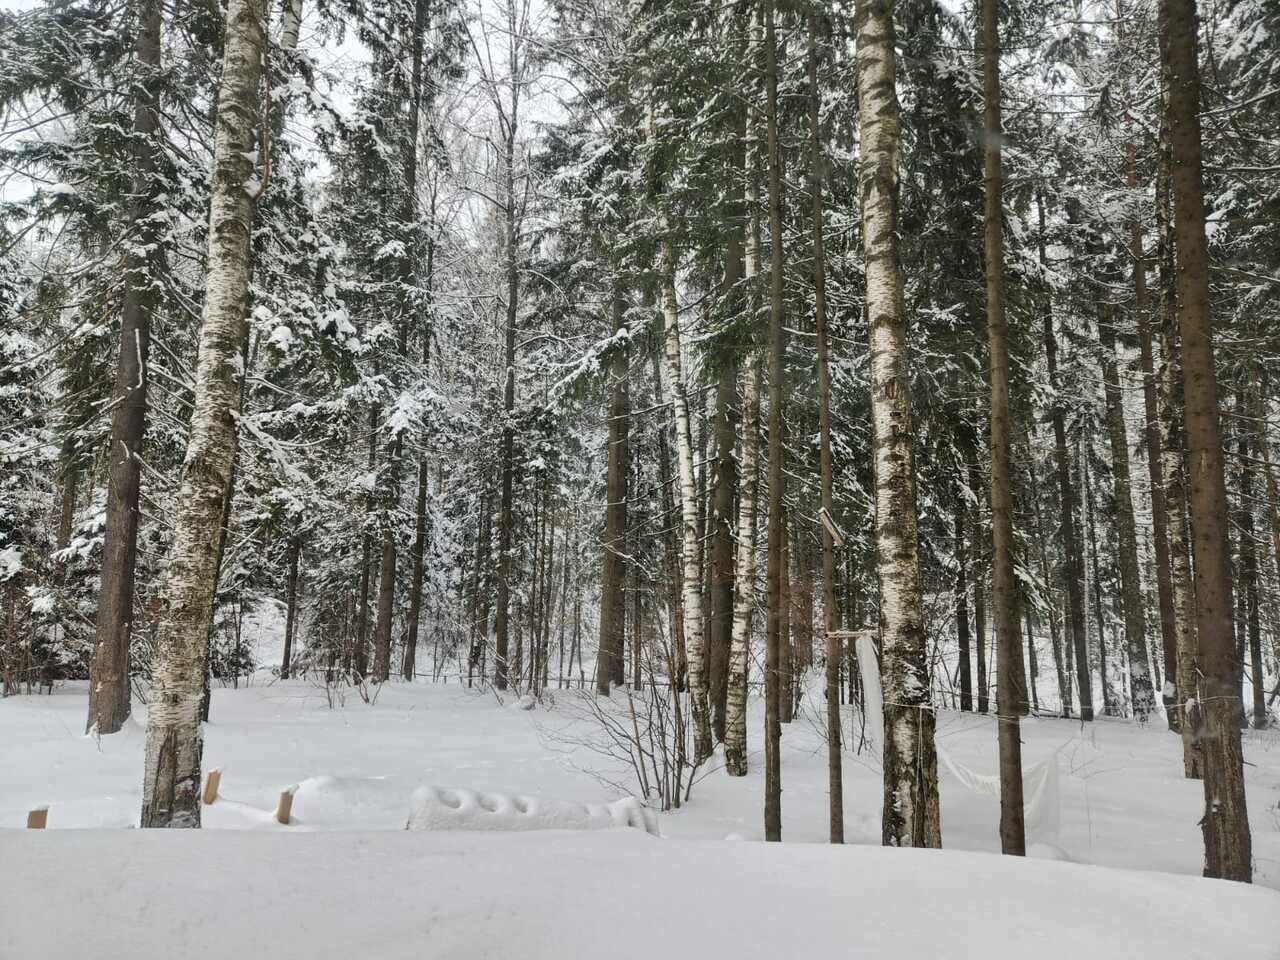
left=811, top=12, right=843, bottom=843
left=982, top=0, right=1026, bottom=855
left=1127, top=145, right=1178, bottom=728
left=595, top=290, right=630, bottom=694
left=707, top=351, right=737, bottom=736
left=140, top=0, right=267, bottom=826
left=1235, top=383, right=1265, bottom=729
left=651, top=338, right=686, bottom=690
left=1098, top=316, right=1156, bottom=719
left=1036, top=192, right=1091, bottom=722
left=1028, top=442, right=1071, bottom=714
left=762, top=0, right=787, bottom=841
left=372, top=0, right=429, bottom=684
left=1161, top=0, right=1252, bottom=881
left=857, top=0, right=940, bottom=849
left=1155, top=106, right=1199, bottom=767
left=494, top=132, right=520, bottom=692
left=779, top=515, right=794, bottom=724
left=1083, top=450, right=1114, bottom=716
left=724, top=146, right=764, bottom=778
left=661, top=239, right=712, bottom=763
left=88, top=0, right=163, bottom=735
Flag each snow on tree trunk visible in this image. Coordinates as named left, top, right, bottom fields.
left=724, top=17, right=763, bottom=780
left=724, top=356, right=760, bottom=778
left=139, top=0, right=267, bottom=828
left=855, top=0, right=940, bottom=849
left=1098, top=317, right=1155, bottom=720
left=661, top=239, right=712, bottom=765
left=88, top=0, right=163, bottom=736
left=1035, top=196, right=1091, bottom=723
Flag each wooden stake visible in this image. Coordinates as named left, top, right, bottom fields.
left=202, top=769, right=222, bottom=805
left=275, top=786, right=297, bottom=825
left=27, top=807, right=48, bottom=829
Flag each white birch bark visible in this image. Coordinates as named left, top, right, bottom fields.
left=856, top=0, right=941, bottom=848
left=280, top=0, right=303, bottom=50
left=724, top=57, right=763, bottom=778
left=724, top=355, right=760, bottom=777
left=140, top=0, right=268, bottom=827
left=660, top=238, right=713, bottom=764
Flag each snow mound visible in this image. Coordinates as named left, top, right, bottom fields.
left=405, top=786, right=659, bottom=836
left=3, top=831, right=1277, bottom=960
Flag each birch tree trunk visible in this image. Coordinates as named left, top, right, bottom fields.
left=661, top=239, right=712, bottom=764
left=708, top=144, right=741, bottom=735
left=982, top=0, right=1026, bottom=855
left=88, top=0, right=163, bottom=735
left=856, top=0, right=940, bottom=849
left=1098, top=317, right=1156, bottom=720
left=724, top=356, right=761, bottom=778
left=724, top=122, right=764, bottom=777
left=1160, top=0, right=1251, bottom=881
left=140, top=0, right=267, bottom=827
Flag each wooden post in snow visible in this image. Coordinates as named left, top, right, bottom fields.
left=202, top=769, right=221, bottom=805
left=276, top=786, right=297, bottom=825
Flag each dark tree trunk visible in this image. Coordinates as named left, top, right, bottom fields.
left=954, top=485, right=973, bottom=712
left=1155, top=101, right=1199, bottom=765
left=811, top=11, right=842, bottom=843
left=968, top=455, right=989, bottom=715
left=595, top=290, right=630, bottom=694
left=982, top=0, right=1026, bottom=855
left=1098, top=316, right=1156, bottom=720
left=88, top=0, right=163, bottom=735
left=763, top=0, right=785, bottom=842
left=281, top=534, right=300, bottom=679
left=1083, top=451, right=1114, bottom=716
left=1036, top=192, right=1092, bottom=722
left=1161, top=0, right=1252, bottom=881
left=1128, top=142, right=1178, bottom=727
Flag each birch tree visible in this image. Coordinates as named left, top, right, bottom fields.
left=855, top=0, right=940, bottom=849
left=140, top=0, right=267, bottom=828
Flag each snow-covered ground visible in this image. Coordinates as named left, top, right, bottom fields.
left=3, top=676, right=1279, bottom=957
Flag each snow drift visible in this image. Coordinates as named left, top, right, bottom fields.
left=405, top=786, right=660, bottom=836
left=3, top=829, right=1276, bottom=960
